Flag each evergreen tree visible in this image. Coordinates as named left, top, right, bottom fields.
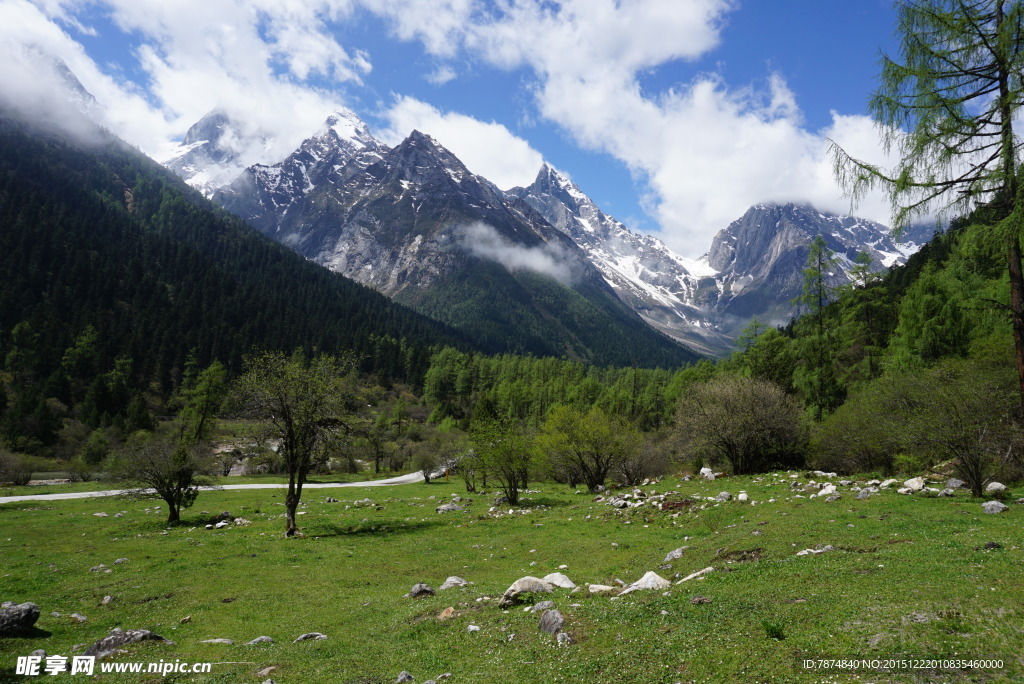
left=831, top=0, right=1024, bottom=411
left=794, top=237, right=842, bottom=419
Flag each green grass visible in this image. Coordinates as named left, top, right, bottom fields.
left=1, top=474, right=1021, bottom=683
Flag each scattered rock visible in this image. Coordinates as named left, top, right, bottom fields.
left=233, top=518, right=252, bottom=526
left=0, top=601, right=40, bottom=636
left=467, top=624, right=480, bottom=633
left=879, top=479, right=898, bottom=488
left=439, top=576, right=469, bottom=591
left=179, top=616, right=191, bottom=624
left=619, top=571, right=671, bottom=596
left=498, top=577, right=554, bottom=607
left=542, top=572, right=576, bottom=589
left=816, top=484, right=837, bottom=498
left=587, top=584, right=616, bottom=595
left=246, top=636, right=274, bottom=645
left=200, top=638, right=234, bottom=645
left=690, top=596, right=712, bottom=605
left=984, top=482, right=1007, bottom=496
left=946, top=478, right=966, bottom=490
left=737, top=492, right=748, bottom=502
left=435, top=503, right=463, bottom=514
left=89, top=565, right=108, bottom=573
left=93, top=512, right=108, bottom=517
left=825, top=494, right=841, bottom=503
left=699, top=467, right=715, bottom=481
left=663, top=547, right=689, bottom=563
left=396, top=672, right=414, bottom=683
left=530, top=600, right=555, bottom=613
left=796, top=544, right=834, bottom=556
left=937, top=488, right=956, bottom=497
left=715, top=491, right=732, bottom=502
left=904, top=477, right=926, bottom=491
left=215, top=521, right=230, bottom=529
left=676, top=567, right=714, bottom=583
left=538, top=609, right=564, bottom=634
left=255, top=666, right=278, bottom=678
left=556, top=632, right=573, bottom=646
left=214, top=511, right=233, bottom=522
left=70, top=613, right=88, bottom=623
left=84, top=628, right=173, bottom=659
left=100, top=596, right=114, bottom=606
left=982, top=501, right=1009, bottom=514
left=293, top=632, right=327, bottom=643
left=406, top=583, right=435, bottom=598
left=113, top=558, right=129, bottom=565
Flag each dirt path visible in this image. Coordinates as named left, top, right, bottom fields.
left=0, top=471, right=432, bottom=504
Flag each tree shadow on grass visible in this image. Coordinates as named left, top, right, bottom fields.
left=305, top=518, right=446, bottom=538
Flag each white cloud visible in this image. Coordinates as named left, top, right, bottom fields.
left=365, top=0, right=900, bottom=257
left=425, top=64, right=456, bottom=85
left=458, top=221, right=579, bottom=284
left=381, top=95, right=544, bottom=190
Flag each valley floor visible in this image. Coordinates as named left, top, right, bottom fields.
left=0, top=473, right=1021, bottom=683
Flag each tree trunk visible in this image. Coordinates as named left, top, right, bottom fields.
left=1009, top=233, right=1024, bottom=415
left=166, top=503, right=180, bottom=524
left=284, top=481, right=300, bottom=537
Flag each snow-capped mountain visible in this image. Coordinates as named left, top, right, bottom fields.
left=701, top=203, right=928, bottom=334
left=210, top=118, right=698, bottom=367
left=163, top=105, right=931, bottom=358
left=508, top=165, right=731, bottom=355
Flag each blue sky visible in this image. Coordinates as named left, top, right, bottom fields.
left=2, top=0, right=902, bottom=257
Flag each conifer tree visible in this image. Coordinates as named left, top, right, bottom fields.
left=831, top=0, right=1024, bottom=411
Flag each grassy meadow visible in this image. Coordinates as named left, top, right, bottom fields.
left=1, top=474, right=1021, bottom=683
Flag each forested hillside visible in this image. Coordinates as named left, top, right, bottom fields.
left=0, top=113, right=467, bottom=452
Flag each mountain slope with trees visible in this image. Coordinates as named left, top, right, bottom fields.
left=0, top=110, right=470, bottom=452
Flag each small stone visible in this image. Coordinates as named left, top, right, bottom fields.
left=588, top=584, right=616, bottom=595
left=699, top=467, right=715, bottom=481
left=113, top=558, right=129, bottom=565
left=498, top=577, right=554, bottom=607
left=467, top=624, right=480, bottom=633
left=215, top=521, right=230, bottom=529
left=825, top=494, right=841, bottom=503
left=531, top=600, right=555, bottom=613
left=619, top=571, right=671, bottom=596
left=937, top=488, right=955, bottom=497
left=293, top=632, right=327, bottom=643
left=716, top=491, right=732, bottom=502
left=984, top=482, right=1007, bottom=496
left=0, top=602, right=40, bottom=636
left=255, top=666, right=277, bottom=678
left=100, top=596, right=114, bottom=606
left=246, top=636, right=274, bottom=645
left=737, top=492, right=748, bottom=502
left=982, top=501, right=1009, bottom=514
left=89, top=565, right=107, bottom=572
left=904, top=477, right=926, bottom=491
left=200, top=638, right=234, bottom=645
left=541, top=572, right=576, bottom=589
left=946, top=478, right=966, bottom=490
left=93, top=512, right=108, bottom=517
left=556, top=632, right=572, bottom=645
left=396, top=671, right=414, bottom=683
left=407, top=583, right=435, bottom=598
left=663, top=546, right=689, bottom=563
left=690, top=595, right=712, bottom=605
left=70, top=613, right=88, bottom=623
left=538, top=609, right=564, bottom=634
left=676, top=567, right=714, bottom=583
left=84, top=628, right=173, bottom=659
left=435, top=503, right=463, bottom=514
left=438, top=576, right=468, bottom=591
